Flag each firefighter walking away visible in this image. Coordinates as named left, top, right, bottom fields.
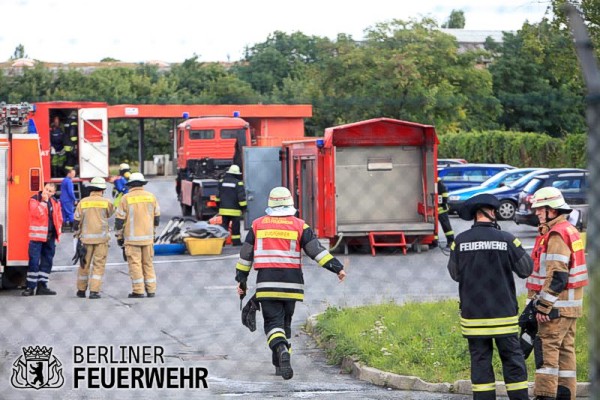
left=235, top=187, right=346, bottom=380
left=216, top=164, right=247, bottom=246
left=447, top=194, right=533, bottom=400
left=526, top=187, right=588, bottom=400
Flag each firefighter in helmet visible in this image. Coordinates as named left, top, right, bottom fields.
left=74, top=177, right=115, bottom=299
left=112, top=163, right=131, bottom=206
left=433, top=177, right=454, bottom=248
left=49, top=116, right=66, bottom=177
left=215, top=165, right=247, bottom=245
left=526, top=187, right=588, bottom=400
left=64, top=112, right=78, bottom=172
left=447, top=194, right=533, bottom=400
left=114, top=172, right=160, bottom=298
left=235, top=186, right=346, bottom=380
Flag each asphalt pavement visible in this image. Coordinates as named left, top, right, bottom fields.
left=0, top=176, right=540, bottom=399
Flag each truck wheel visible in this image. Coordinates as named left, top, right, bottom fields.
left=181, top=203, right=192, bottom=217
left=2, top=266, right=27, bottom=289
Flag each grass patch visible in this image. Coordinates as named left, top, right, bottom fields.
left=314, top=295, right=589, bottom=383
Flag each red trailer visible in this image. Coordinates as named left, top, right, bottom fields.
left=281, top=118, right=439, bottom=254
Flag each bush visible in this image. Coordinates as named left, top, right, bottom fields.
left=439, top=131, right=586, bottom=168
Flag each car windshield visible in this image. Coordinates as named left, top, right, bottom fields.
left=480, top=171, right=511, bottom=187
left=506, top=170, right=544, bottom=189
left=522, top=178, right=543, bottom=194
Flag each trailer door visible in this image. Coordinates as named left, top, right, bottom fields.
left=243, top=147, right=281, bottom=227
left=78, top=108, right=109, bottom=178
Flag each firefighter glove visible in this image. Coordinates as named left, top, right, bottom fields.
left=71, top=240, right=87, bottom=267
left=241, top=294, right=260, bottom=332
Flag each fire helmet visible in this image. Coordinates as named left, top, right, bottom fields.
left=268, top=187, right=294, bottom=208
left=88, top=177, right=107, bottom=190
left=119, top=163, right=130, bottom=171
left=531, top=187, right=572, bottom=213
left=227, top=164, right=242, bottom=175
left=459, top=193, right=500, bottom=221
left=126, top=172, right=147, bottom=185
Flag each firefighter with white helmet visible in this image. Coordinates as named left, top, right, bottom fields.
left=215, top=164, right=247, bottom=245
left=448, top=194, right=533, bottom=400
left=112, top=162, right=131, bottom=206
left=526, top=187, right=588, bottom=400
left=114, top=172, right=161, bottom=298
left=235, top=186, right=346, bottom=380
left=73, top=177, right=114, bottom=299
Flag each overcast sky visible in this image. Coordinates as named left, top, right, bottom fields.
left=0, top=0, right=552, bottom=63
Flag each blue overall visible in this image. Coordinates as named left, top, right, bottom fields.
left=60, top=177, right=77, bottom=223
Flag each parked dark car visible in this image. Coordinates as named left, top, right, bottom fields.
left=438, top=164, right=515, bottom=192
left=515, top=169, right=589, bottom=228
left=447, top=168, right=540, bottom=215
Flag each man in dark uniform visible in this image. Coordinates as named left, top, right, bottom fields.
left=215, top=165, right=247, bottom=245
left=235, top=187, right=346, bottom=380
left=447, top=194, right=533, bottom=400
left=434, top=177, right=454, bottom=248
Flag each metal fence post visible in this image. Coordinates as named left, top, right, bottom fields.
left=564, top=3, right=600, bottom=398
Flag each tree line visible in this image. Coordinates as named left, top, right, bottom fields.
left=1, top=2, right=597, bottom=164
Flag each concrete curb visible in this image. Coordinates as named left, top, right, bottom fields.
left=305, top=314, right=590, bottom=397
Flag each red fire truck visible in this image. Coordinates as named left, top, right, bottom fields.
left=176, top=112, right=306, bottom=220
left=0, top=103, right=44, bottom=288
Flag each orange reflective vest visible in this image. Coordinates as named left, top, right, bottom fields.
left=526, top=220, right=587, bottom=291
left=252, top=216, right=305, bottom=270
left=28, top=195, right=63, bottom=242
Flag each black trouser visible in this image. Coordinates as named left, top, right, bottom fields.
left=438, top=211, right=454, bottom=244
left=221, top=215, right=241, bottom=245
left=261, top=300, right=295, bottom=365
left=468, top=335, right=528, bottom=400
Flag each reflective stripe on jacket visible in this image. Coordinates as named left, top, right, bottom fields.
left=527, top=217, right=587, bottom=317
left=74, top=193, right=115, bottom=244
left=527, top=220, right=587, bottom=291
left=28, top=195, right=63, bottom=242
left=116, top=187, right=160, bottom=245
left=216, top=173, right=246, bottom=217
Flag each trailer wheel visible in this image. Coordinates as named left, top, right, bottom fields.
left=180, top=203, right=192, bottom=217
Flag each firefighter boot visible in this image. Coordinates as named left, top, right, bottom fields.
left=534, top=397, right=556, bottom=400
left=556, top=385, right=571, bottom=400
left=276, top=343, right=293, bottom=380
left=128, top=293, right=144, bottom=298
left=22, top=288, right=35, bottom=297
left=274, top=343, right=292, bottom=376
left=76, top=290, right=86, bottom=298
left=89, top=292, right=101, bottom=299
left=36, top=285, right=57, bottom=295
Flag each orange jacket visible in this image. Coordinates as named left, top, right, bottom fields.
left=28, top=194, right=63, bottom=242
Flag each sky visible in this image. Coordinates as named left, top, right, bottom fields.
left=0, top=0, right=552, bottom=64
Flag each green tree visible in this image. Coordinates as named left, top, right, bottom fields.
left=10, top=44, right=28, bottom=60
left=488, top=19, right=586, bottom=136
left=441, top=10, right=466, bottom=29
left=233, top=31, right=333, bottom=95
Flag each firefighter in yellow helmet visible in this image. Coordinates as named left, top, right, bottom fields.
left=235, top=186, right=346, bottom=380
left=112, top=163, right=131, bottom=206
left=526, top=187, right=588, bottom=400
left=114, top=172, right=161, bottom=298
left=215, top=164, right=247, bottom=245
left=73, top=177, right=115, bottom=299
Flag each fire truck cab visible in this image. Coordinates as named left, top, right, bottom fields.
left=176, top=115, right=250, bottom=220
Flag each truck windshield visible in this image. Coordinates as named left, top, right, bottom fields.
left=190, top=130, right=215, bottom=140
left=221, top=129, right=247, bottom=146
